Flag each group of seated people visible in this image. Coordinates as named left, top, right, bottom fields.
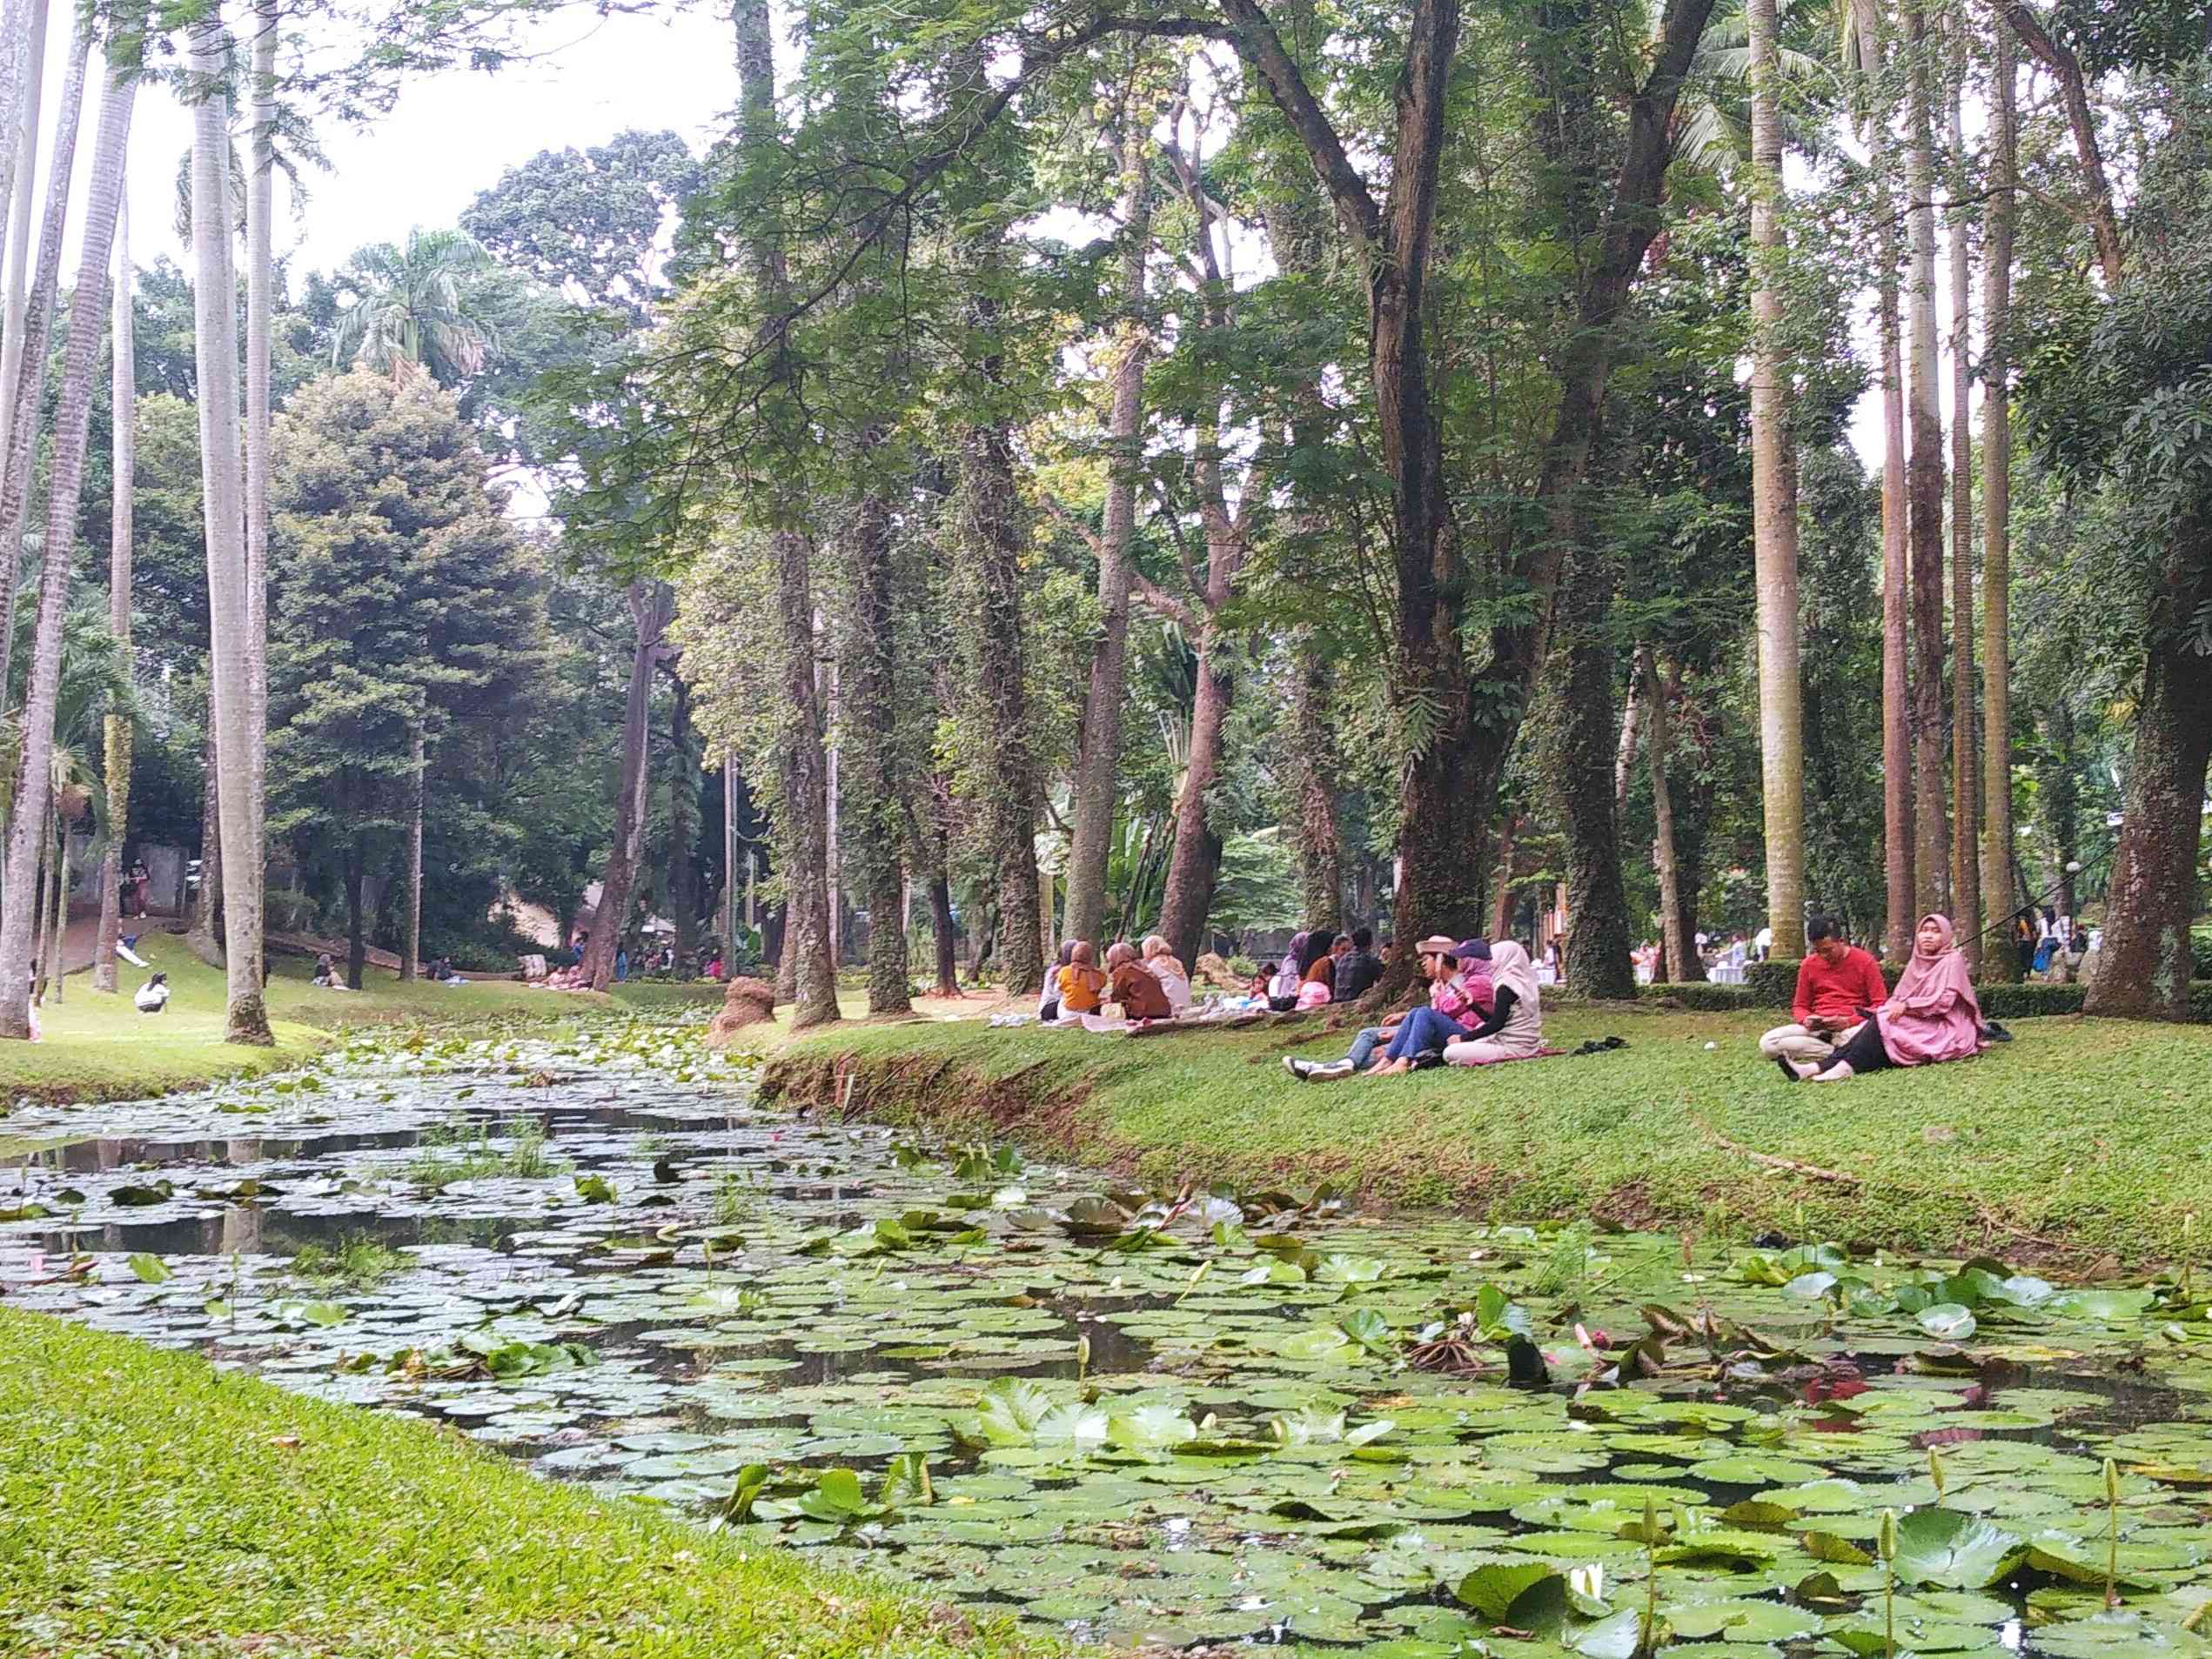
left=1041, top=936, right=1196, bottom=1023
left=1256, top=928, right=1385, bottom=1010
left=1284, top=934, right=1546, bottom=1080
left=1760, top=913, right=1985, bottom=1083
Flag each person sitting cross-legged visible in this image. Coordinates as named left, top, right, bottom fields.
left=1285, top=937, right=1485, bottom=1080
left=1758, top=916, right=1887, bottom=1070
left=1779, top=913, right=1985, bottom=1083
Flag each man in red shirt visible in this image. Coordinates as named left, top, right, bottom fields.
left=1759, top=916, right=1889, bottom=1067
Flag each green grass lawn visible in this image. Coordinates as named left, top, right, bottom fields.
left=0, top=1308, right=1044, bottom=1659
left=767, top=1002, right=2212, bottom=1264
left=7, top=934, right=725, bottom=1104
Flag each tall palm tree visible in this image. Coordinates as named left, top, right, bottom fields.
left=95, top=191, right=134, bottom=994
left=244, top=0, right=276, bottom=980
left=1746, top=0, right=1805, bottom=963
left=0, top=18, right=141, bottom=1040
left=0, top=15, right=89, bottom=714
left=188, top=8, right=271, bottom=1045
left=1979, top=12, right=2020, bottom=975
left=329, top=227, right=498, bottom=385
left=0, top=0, right=50, bottom=530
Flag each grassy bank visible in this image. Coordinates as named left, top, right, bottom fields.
left=767, top=1003, right=2212, bottom=1263
left=5, top=933, right=724, bottom=1105
left=0, top=1309, right=1040, bottom=1659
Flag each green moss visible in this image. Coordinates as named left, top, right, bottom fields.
left=769, top=1005, right=2212, bottom=1261
left=0, top=1308, right=1048, bottom=1658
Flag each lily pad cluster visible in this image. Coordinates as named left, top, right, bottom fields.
left=10, top=1025, right=2212, bottom=1655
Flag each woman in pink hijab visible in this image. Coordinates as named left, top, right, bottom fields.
left=1779, top=913, right=1984, bottom=1083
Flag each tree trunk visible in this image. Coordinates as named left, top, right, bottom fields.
left=45, top=809, right=66, bottom=1003
left=843, top=475, right=911, bottom=1014
left=401, top=723, right=423, bottom=980
left=1945, top=43, right=1981, bottom=973
left=243, top=0, right=274, bottom=926
left=1158, top=640, right=1230, bottom=973
left=28, top=822, right=47, bottom=1000
left=1645, top=651, right=1695, bottom=987
left=188, top=13, right=270, bottom=1044
left=1904, top=0, right=1950, bottom=922
left=187, top=726, right=223, bottom=966
left=0, top=40, right=135, bottom=1039
left=0, top=13, right=86, bottom=711
left=732, top=0, right=837, bottom=1028
left=2085, top=533, right=2212, bottom=1020
left=1552, top=516, right=1633, bottom=1000
left=958, top=397, right=1043, bottom=995
left=344, top=840, right=365, bottom=990
left=1063, top=122, right=1152, bottom=950
left=664, top=676, right=699, bottom=967
left=1489, top=818, right=1518, bottom=941
left=582, top=582, right=668, bottom=992
left=0, top=0, right=47, bottom=337
left=1746, top=0, right=1806, bottom=966
left=1286, top=643, right=1344, bottom=929
left=929, top=857, right=959, bottom=999
left=94, top=191, right=132, bottom=995
left=1979, top=17, right=2020, bottom=980
left=1613, top=666, right=1645, bottom=819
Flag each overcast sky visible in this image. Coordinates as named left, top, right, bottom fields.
left=23, top=4, right=1921, bottom=472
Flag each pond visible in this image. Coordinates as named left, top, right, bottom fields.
left=8, top=1015, right=2212, bottom=1658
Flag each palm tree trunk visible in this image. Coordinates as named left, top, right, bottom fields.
left=0, top=14, right=87, bottom=710
left=1645, top=651, right=1694, bottom=987
left=46, top=807, right=67, bottom=1003
left=0, top=40, right=136, bottom=1039
left=1746, top=0, right=1805, bottom=964
left=401, top=722, right=423, bottom=980
left=0, top=0, right=41, bottom=249
left=29, top=818, right=47, bottom=1000
left=95, top=191, right=132, bottom=995
left=187, top=725, right=223, bottom=966
left=1063, top=123, right=1152, bottom=950
left=243, top=0, right=274, bottom=943
left=344, top=837, right=365, bottom=989
left=1904, top=0, right=1950, bottom=921
left=1979, top=14, right=2020, bottom=979
left=1945, top=38, right=1981, bottom=972
left=187, top=10, right=271, bottom=1044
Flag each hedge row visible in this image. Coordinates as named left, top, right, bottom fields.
left=1632, top=978, right=2212, bottom=1021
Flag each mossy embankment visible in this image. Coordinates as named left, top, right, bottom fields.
left=767, top=1004, right=2212, bottom=1264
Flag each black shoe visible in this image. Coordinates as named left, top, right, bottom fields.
left=1775, top=1055, right=1803, bottom=1084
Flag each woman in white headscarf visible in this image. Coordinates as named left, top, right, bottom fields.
left=1443, top=940, right=1544, bottom=1066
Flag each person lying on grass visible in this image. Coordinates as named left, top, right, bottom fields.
left=1284, top=937, right=1489, bottom=1080
left=1777, top=913, right=1984, bottom=1084
left=1758, top=915, right=1887, bottom=1069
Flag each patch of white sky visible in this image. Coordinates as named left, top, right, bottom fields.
left=23, top=3, right=2010, bottom=489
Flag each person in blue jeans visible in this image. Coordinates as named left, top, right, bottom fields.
left=1284, top=936, right=1485, bottom=1081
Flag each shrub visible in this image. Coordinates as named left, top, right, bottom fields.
left=2192, top=927, right=2212, bottom=981
left=1976, top=980, right=2086, bottom=1020
left=1635, top=983, right=1755, bottom=1013
left=1743, top=960, right=1797, bottom=1008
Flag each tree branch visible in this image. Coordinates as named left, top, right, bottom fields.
left=1130, top=569, right=1199, bottom=630
left=2000, top=0, right=2125, bottom=288
left=1212, top=0, right=1382, bottom=251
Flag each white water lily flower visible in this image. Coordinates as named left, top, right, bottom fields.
left=1570, top=1564, right=1605, bottom=1602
